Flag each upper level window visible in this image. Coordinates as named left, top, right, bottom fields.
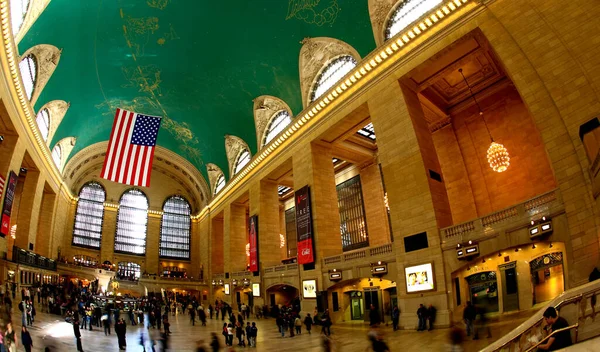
left=357, top=122, right=376, bottom=140
left=233, top=149, right=251, bottom=175
left=72, top=182, right=106, bottom=249
left=51, top=144, right=61, bottom=168
left=214, top=173, right=226, bottom=195
left=160, top=196, right=191, bottom=259
left=115, top=189, right=148, bottom=255
left=117, top=262, right=141, bottom=281
left=385, top=0, right=442, bottom=41
left=310, top=55, right=357, bottom=103
left=263, top=111, right=292, bottom=147
left=11, top=0, right=30, bottom=36
left=337, top=175, right=369, bottom=251
left=36, top=108, right=50, bottom=141
left=18, top=55, right=36, bottom=100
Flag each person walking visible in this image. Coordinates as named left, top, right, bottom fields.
left=427, top=304, right=437, bottom=331
left=463, top=301, right=476, bottom=337
left=295, top=315, right=302, bottom=335
left=115, top=318, right=127, bottom=351
left=208, top=304, right=213, bottom=319
left=250, top=322, right=258, bottom=347
left=210, top=332, right=220, bottom=352
left=276, top=315, right=285, bottom=337
left=221, top=323, right=228, bottom=346
left=417, top=304, right=428, bottom=331
left=321, top=310, right=332, bottom=336
left=304, top=313, right=313, bottom=334
left=190, top=306, right=196, bottom=326
left=73, top=319, right=84, bottom=352
left=391, top=306, right=400, bottom=331
left=21, top=327, right=32, bottom=352
left=226, top=323, right=234, bottom=347
left=199, top=307, right=207, bottom=326
left=5, top=322, right=17, bottom=352
left=102, top=313, right=111, bottom=336
left=235, top=322, right=245, bottom=346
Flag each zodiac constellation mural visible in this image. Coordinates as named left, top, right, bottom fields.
left=286, top=0, right=340, bottom=26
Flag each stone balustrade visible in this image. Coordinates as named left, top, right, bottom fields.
left=441, top=189, right=563, bottom=246
left=322, top=243, right=395, bottom=268
left=263, top=263, right=298, bottom=277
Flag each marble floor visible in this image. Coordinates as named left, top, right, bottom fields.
left=15, top=308, right=537, bottom=352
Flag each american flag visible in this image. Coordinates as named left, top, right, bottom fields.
left=101, top=108, right=162, bottom=187
left=0, top=174, right=4, bottom=199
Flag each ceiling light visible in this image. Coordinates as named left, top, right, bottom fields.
left=459, top=68, right=509, bottom=173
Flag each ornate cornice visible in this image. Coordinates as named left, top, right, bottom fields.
left=298, top=37, right=361, bottom=108
left=224, top=135, right=251, bottom=177
left=253, top=95, right=293, bottom=150
left=20, top=44, right=61, bottom=106
left=369, top=0, right=398, bottom=47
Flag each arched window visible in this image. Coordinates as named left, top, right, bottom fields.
left=51, top=144, right=61, bottom=168
left=72, top=182, right=106, bottom=249
left=233, top=149, right=251, bottom=175
left=214, top=173, right=226, bottom=195
left=36, top=108, right=50, bottom=141
left=11, top=0, right=30, bottom=36
left=160, top=196, right=191, bottom=259
left=18, top=55, right=36, bottom=100
left=263, top=110, right=292, bottom=147
left=385, top=0, right=442, bottom=41
left=310, top=55, right=357, bottom=103
left=117, top=262, right=141, bottom=281
left=115, top=189, right=148, bottom=255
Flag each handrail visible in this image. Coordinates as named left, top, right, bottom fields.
left=524, top=324, right=578, bottom=352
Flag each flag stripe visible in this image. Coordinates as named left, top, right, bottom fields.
left=134, top=146, right=145, bottom=186
left=110, top=111, right=134, bottom=181
left=142, top=147, right=154, bottom=187
left=116, top=113, right=137, bottom=183
left=101, top=108, right=124, bottom=179
left=125, top=145, right=138, bottom=185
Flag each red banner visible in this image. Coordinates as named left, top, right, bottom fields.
left=0, top=171, right=18, bottom=237
left=248, top=215, right=259, bottom=272
left=295, top=186, right=314, bottom=264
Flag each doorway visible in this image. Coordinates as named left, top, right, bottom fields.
left=348, top=291, right=364, bottom=320
left=530, top=252, right=564, bottom=305
left=499, top=262, right=519, bottom=312
left=466, top=271, right=499, bottom=313
left=364, top=288, right=382, bottom=322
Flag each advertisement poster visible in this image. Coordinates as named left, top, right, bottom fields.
left=248, top=215, right=259, bottom=272
left=302, top=279, right=317, bottom=298
left=0, top=171, right=18, bottom=237
left=405, top=263, right=435, bottom=293
left=295, top=186, right=314, bottom=264
left=252, top=283, right=260, bottom=297
left=224, top=283, right=230, bottom=295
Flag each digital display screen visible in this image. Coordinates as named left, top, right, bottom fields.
left=405, top=263, right=434, bottom=293
left=252, top=283, right=260, bottom=297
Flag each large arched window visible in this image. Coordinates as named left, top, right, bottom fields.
left=385, top=0, right=442, bottom=41
left=36, top=108, right=50, bottom=141
left=310, top=55, right=357, bottom=103
left=115, top=189, right=148, bottom=255
left=233, top=149, right=251, bottom=175
left=160, top=196, right=191, bottom=259
left=51, top=144, right=61, bottom=168
left=11, top=0, right=30, bottom=36
left=72, top=182, right=106, bottom=249
left=214, top=173, right=226, bottom=195
left=263, top=110, right=292, bottom=147
left=18, top=55, right=36, bottom=100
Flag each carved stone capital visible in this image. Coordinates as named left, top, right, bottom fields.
left=206, top=163, right=224, bottom=196
left=253, top=95, right=293, bottom=150
left=224, top=135, right=251, bottom=177
left=20, top=44, right=62, bottom=106
left=38, top=100, right=69, bottom=145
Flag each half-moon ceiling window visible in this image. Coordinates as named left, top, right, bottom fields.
left=19, top=54, right=36, bottom=100
left=233, top=149, right=251, bottom=175
left=36, top=108, right=50, bottom=141
left=51, top=144, right=62, bottom=168
left=214, top=173, right=226, bottom=195
left=263, top=110, right=292, bottom=147
left=385, top=0, right=442, bottom=41
left=11, top=0, right=30, bottom=36
left=310, top=55, right=357, bottom=103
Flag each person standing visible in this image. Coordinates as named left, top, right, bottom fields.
left=369, top=304, right=380, bottom=327
left=190, top=306, right=196, bottom=326
left=463, top=301, right=476, bottom=337
left=321, top=310, right=332, bottom=336
left=417, top=304, right=428, bottom=331
left=208, top=304, right=213, bottom=319
left=199, top=307, right=207, bottom=326
left=5, top=322, right=17, bottom=352
left=73, top=319, right=83, bottom=352
left=21, top=327, right=32, bottom=352
left=102, top=312, right=111, bottom=336
left=427, top=304, right=437, bottom=331
left=115, top=318, right=127, bottom=351
left=295, top=315, right=302, bottom=335
left=250, top=322, right=258, bottom=347
left=276, top=315, right=285, bottom=337
left=304, top=313, right=313, bottom=334
left=226, top=323, right=234, bottom=347
left=391, top=306, right=400, bottom=331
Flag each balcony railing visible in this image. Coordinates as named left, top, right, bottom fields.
left=482, top=279, right=600, bottom=352
left=12, top=247, right=57, bottom=271
left=263, top=263, right=298, bottom=274
left=441, top=189, right=563, bottom=245
left=322, top=243, right=394, bottom=267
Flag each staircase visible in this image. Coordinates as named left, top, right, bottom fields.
left=482, top=280, right=600, bottom=351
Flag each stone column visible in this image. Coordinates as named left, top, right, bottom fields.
left=100, top=208, right=117, bottom=264
left=210, top=216, right=224, bottom=273
left=359, top=163, right=391, bottom=246
left=15, top=170, right=45, bottom=251
left=249, top=179, right=281, bottom=268
left=368, top=80, right=451, bottom=328
left=35, top=189, right=56, bottom=257
left=224, top=202, right=247, bottom=273
left=145, top=214, right=161, bottom=275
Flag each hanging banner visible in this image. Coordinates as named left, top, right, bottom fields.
left=295, top=185, right=314, bottom=264
left=248, top=215, right=259, bottom=272
left=0, top=171, right=18, bottom=237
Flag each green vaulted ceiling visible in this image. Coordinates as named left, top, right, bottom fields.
left=19, top=0, right=376, bottom=179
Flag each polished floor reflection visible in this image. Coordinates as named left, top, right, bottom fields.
left=17, top=307, right=536, bottom=351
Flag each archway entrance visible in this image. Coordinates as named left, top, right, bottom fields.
left=326, top=278, right=396, bottom=323
left=466, top=271, right=499, bottom=313
left=530, top=252, right=564, bottom=305
left=265, top=284, right=299, bottom=314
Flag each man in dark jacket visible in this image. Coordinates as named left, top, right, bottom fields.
left=427, top=304, right=436, bottom=330
left=115, top=318, right=127, bottom=350
left=391, top=306, right=400, bottom=331
left=463, top=301, right=476, bottom=336
left=417, top=304, right=428, bottom=331
left=369, top=304, right=380, bottom=327
left=73, top=319, right=83, bottom=352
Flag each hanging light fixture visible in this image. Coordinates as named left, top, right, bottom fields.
left=459, top=68, right=510, bottom=172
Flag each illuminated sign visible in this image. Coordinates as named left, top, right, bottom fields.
left=252, top=283, right=260, bottom=297
left=329, top=272, right=342, bottom=281
left=405, top=263, right=435, bottom=293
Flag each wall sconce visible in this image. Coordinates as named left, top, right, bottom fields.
left=232, top=279, right=238, bottom=287
left=211, top=280, right=216, bottom=286
left=529, top=217, right=553, bottom=238
left=242, top=278, right=250, bottom=286
left=218, top=279, right=224, bottom=285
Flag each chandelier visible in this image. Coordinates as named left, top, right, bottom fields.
left=459, top=68, right=510, bottom=173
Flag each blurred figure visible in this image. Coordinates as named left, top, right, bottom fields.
left=21, top=326, right=32, bottom=352
left=196, top=339, right=207, bottom=352
left=391, top=306, right=400, bottom=331
left=369, top=304, right=379, bottom=327
left=427, top=304, right=437, bottom=331
left=304, top=313, right=313, bottom=334
left=447, top=327, right=465, bottom=352
left=473, top=305, right=491, bottom=340
left=4, top=322, right=16, bottom=352
left=417, top=304, right=428, bottom=331
left=73, top=319, right=83, bottom=352
left=463, top=301, right=476, bottom=337
left=115, top=318, right=127, bottom=350
left=322, top=336, right=333, bottom=352
left=367, top=327, right=390, bottom=352
left=210, top=332, right=220, bottom=352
